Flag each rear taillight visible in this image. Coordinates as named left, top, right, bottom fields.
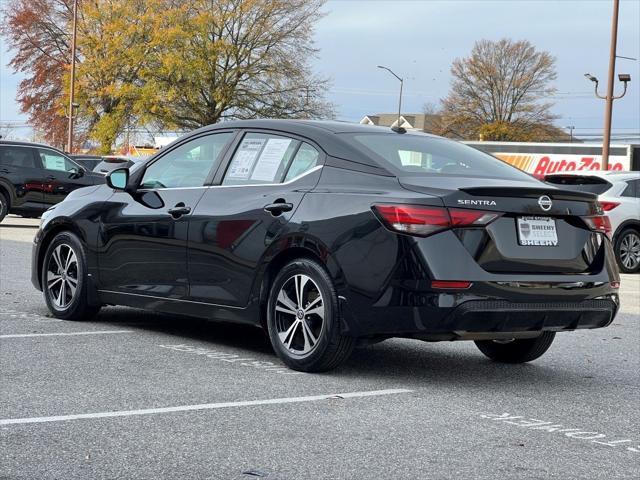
left=373, top=204, right=501, bottom=237
left=583, top=215, right=612, bottom=238
left=599, top=201, right=620, bottom=212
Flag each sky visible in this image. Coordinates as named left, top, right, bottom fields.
left=1, top=0, right=639, bottom=141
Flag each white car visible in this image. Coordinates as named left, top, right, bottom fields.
left=545, top=171, right=640, bottom=273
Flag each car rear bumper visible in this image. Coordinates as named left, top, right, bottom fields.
left=340, top=282, right=619, bottom=338
left=435, top=298, right=617, bottom=335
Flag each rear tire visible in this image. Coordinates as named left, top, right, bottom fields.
left=614, top=228, right=640, bottom=273
left=42, top=231, right=101, bottom=321
left=475, top=332, right=556, bottom=363
left=266, top=258, right=356, bottom=372
left=0, top=192, right=8, bottom=223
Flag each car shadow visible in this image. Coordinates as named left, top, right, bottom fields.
left=83, top=306, right=598, bottom=390
left=339, top=341, right=575, bottom=389
left=96, top=306, right=274, bottom=355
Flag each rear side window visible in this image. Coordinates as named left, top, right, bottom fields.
left=0, top=146, right=39, bottom=169
left=620, top=179, right=639, bottom=198
left=223, top=133, right=299, bottom=185
left=284, top=143, right=320, bottom=181
left=349, top=133, right=534, bottom=181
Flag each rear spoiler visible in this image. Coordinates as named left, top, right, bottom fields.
left=459, top=186, right=597, bottom=202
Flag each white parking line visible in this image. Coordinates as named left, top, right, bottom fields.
left=0, top=389, right=413, bottom=426
left=0, top=330, right=133, bottom=339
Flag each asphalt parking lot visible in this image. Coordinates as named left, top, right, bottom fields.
left=1, top=215, right=638, bottom=480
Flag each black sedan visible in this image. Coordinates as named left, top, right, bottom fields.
left=31, top=120, right=620, bottom=372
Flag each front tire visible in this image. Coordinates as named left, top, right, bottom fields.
left=42, top=232, right=100, bottom=320
left=475, top=332, right=556, bottom=363
left=614, top=228, right=640, bottom=273
left=266, top=258, right=355, bottom=372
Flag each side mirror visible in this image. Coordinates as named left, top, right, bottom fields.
left=69, top=167, right=85, bottom=179
left=107, top=168, right=129, bottom=191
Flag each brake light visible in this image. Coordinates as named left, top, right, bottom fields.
left=431, top=280, right=472, bottom=290
left=583, top=215, right=612, bottom=238
left=599, top=201, right=620, bottom=212
left=373, top=205, right=500, bottom=237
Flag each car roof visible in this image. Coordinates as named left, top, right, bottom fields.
left=171, top=119, right=441, bottom=173
left=198, top=119, right=421, bottom=134
left=0, top=139, right=60, bottom=150
left=72, top=154, right=103, bottom=159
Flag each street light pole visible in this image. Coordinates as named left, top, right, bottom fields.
left=377, top=65, right=404, bottom=131
left=566, top=126, right=575, bottom=143
left=584, top=69, right=630, bottom=168
left=67, top=0, right=78, bottom=154
left=601, top=0, right=620, bottom=170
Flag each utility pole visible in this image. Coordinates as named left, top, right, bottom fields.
left=584, top=0, right=630, bottom=170
left=67, top=0, right=78, bottom=154
left=601, top=0, right=620, bottom=170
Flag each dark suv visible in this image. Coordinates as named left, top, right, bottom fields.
left=0, top=140, right=104, bottom=222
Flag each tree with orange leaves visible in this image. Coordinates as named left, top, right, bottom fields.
left=2, top=0, right=332, bottom=153
left=1, top=0, right=74, bottom=149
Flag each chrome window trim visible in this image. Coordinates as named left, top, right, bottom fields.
left=135, top=185, right=210, bottom=193
left=135, top=165, right=323, bottom=192
left=212, top=165, right=323, bottom=189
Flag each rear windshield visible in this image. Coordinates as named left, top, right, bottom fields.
left=349, top=133, right=534, bottom=181
left=544, top=175, right=612, bottom=195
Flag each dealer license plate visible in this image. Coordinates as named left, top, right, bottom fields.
left=517, top=216, right=558, bottom=246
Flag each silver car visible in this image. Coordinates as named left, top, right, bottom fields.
left=545, top=171, right=640, bottom=273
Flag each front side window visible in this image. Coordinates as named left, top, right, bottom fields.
left=348, top=133, right=534, bottom=181
left=0, top=147, right=38, bottom=168
left=38, top=149, right=77, bottom=172
left=222, top=133, right=299, bottom=186
left=140, top=133, right=233, bottom=189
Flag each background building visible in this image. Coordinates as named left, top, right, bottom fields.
left=360, top=113, right=440, bottom=133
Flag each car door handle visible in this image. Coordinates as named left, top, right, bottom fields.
left=167, top=204, right=192, bottom=218
left=264, top=201, right=293, bottom=215
left=0, top=168, right=9, bottom=174
left=46, top=175, right=56, bottom=181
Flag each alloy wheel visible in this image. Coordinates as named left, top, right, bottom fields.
left=619, top=232, right=640, bottom=270
left=274, top=274, right=325, bottom=356
left=46, top=244, right=79, bottom=309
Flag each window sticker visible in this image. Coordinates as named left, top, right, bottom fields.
left=250, top=138, right=292, bottom=182
left=227, top=138, right=265, bottom=179
left=42, top=154, right=67, bottom=171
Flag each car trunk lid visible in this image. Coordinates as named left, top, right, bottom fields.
left=398, top=175, right=604, bottom=274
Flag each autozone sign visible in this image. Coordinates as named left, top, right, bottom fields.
left=493, top=153, right=630, bottom=176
